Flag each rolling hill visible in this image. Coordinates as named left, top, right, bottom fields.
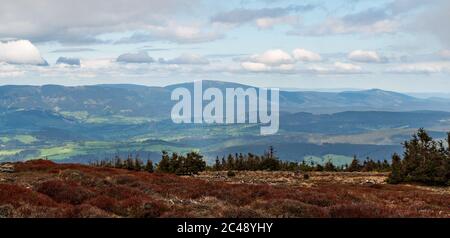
left=1, top=81, right=450, bottom=164
left=2, top=81, right=450, bottom=115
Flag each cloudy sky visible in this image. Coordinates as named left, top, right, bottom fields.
left=0, top=0, right=450, bottom=92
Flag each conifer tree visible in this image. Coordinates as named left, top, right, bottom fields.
left=157, top=151, right=171, bottom=173
left=214, top=156, right=221, bottom=171
left=324, top=161, right=336, bottom=172
left=145, top=160, right=154, bottom=173
left=114, top=157, right=123, bottom=168
left=388, top=129, right=450, bottom=185
left=221, top=157, right=227, bottom=170
left=134, top=158, right=143, bottom=171
left=388, top=153, right=403, bottom=184
left=347, top=156, right=361, bottom=172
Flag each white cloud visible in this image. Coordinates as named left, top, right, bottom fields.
left=240, top=48, right=327, bottom=73
left=305, top=62, right=364, bottom=74
left=240, top=61, right=296, bottom=73
left=81, top=59, right=115, bottom=69
left=0, top=40, right=47, bottom=65
left=240, top=53, right=365, bottom=74
left=241, top=62, right=269, bottom=72
left=160, top=53, right=209, bottom=65
left=0, top=71, right=25, bottom=77
left=247, top=49, right=293, bottom=66
left=292, top=48, right=321, bottom=62
left=334, top=62, right=362, bottom=72
left=278, top=64, right=295, bottom=71
left=348, top=50, right=381, bottom=63
left=304, top=65, right=329, bottom=74
left=239, top=49, right=295, bottom=72
left=0, top=63, right=25, bottom=77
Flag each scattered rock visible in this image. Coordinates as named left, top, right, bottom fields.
left=59, top=169, right=85, bottom=181
left=0, top=164, right=15, bottom=173
left=362, top=180, right=376, bottom=186
left=0, top=177, right=14, bottom=183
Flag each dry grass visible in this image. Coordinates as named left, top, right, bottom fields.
left=196, top=171, right=389, bottom=186
left=0, top=160, right=449, bottom=218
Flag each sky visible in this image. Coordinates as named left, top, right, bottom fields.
left=0, top=0, right=450, bottom=92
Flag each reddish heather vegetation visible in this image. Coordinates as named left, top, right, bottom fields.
left=0, top=159, right=449, bottom=218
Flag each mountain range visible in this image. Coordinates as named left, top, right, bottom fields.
left=2, top=81, right=450, bottom=115
left=1, top=81, right=450, bottom=165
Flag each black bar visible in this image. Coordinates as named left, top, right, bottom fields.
left=0, top=219, right=448, bottom=237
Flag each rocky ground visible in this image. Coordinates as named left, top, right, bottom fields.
left=196, top=171, right=390, bottom=186
left=1, top=160, right=449, bottom=218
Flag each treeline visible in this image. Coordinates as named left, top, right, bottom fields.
left=91, top=151, right=206, bottom=175
left=302, top=157, right=391, bottom=172
left=92, top=147, right=391, bottom=175
left=388, top=129, right=450, bottom=186
left=157, top=151, right=206, bottom=175
left=90, top=129, right=450, bottom=186
left=212, top=146, right=391, bottom=172
left=91, top=155, right=154, bottom=173
left=212, top=146, right=282, bottom=171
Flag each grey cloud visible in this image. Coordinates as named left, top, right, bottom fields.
left=210, top=4, right=316, bottom=24
left=115, top=28, right=223, bottom=45
left=56, top=57, right=81, bottom=66
left=206, top=53, right=249, bottom=58
left=388, top=0, right=431, bottom=14
left=117, top=52, right=155, bottom=64
left=51, top=48, right=96, bottom=53
left=291, top=0, right=434, bottom=36
left=342, top=8, right=389, bottom=25
left=137, top=45, right=201, bottom=52
left=140, top=48, right=171, bottom=52
left=415, top=0, right=450, bottom=47
left=0, top=0, right=199, bottom=44
left=115, top=33, right=152, bottom=44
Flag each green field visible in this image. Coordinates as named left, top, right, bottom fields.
left=0, top=135, right=38, bottom=144
left=0, top=149, right=23, bottom=160
left=21, top=140, right=197, bottom=161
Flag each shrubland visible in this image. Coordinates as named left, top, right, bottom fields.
left=0, top=159, right=449, bottom=218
